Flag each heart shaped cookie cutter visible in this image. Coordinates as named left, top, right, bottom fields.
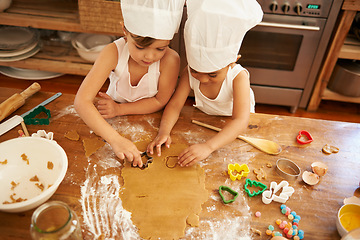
left=296, top=130, right=313, bottom=144
left=262, top=180, right=295, bottom=204
left=227, top=163, right=250, bottom=181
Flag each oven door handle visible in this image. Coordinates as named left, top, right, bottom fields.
left=258, top=22, right=320, bottom=31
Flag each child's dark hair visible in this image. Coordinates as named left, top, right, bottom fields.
left=130, top=32, right=156, bottom=47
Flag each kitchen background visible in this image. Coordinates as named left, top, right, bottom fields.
left=0, top=0, right=359, bottom=120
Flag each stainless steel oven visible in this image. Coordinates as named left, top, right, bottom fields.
left=238, top=0, right=343, bottom=112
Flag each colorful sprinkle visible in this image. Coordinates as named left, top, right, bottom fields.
left=255, top=211, right=261, bottom=217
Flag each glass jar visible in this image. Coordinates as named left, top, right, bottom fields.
left=30, top=201, right=82, bottom=240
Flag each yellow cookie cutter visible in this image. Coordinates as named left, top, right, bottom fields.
left=227, top=163, right=250, bottom=181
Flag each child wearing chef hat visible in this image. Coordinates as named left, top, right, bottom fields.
left=75, top=0, right=185, bottom=168
left=147, top=0, right=263, bottom=166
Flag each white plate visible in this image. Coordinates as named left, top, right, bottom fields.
left=0, top=26, right=38, bottom=51
left=0, top=41, right=38, bottom=57
left=0, top=43, right=40, bottom=62
left=0, top=137, right=68, bottom=212
left=0, top=66, right=63, bottom=80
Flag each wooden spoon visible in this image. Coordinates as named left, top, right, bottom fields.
left=192, top=120, right=282, bottom=155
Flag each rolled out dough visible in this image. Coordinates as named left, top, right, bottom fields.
left=120, top=142, right=209, bottom=239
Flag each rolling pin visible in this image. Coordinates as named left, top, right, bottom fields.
left=0, top=82, right=41, bottom=122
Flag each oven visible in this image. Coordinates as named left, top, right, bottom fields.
left=238, top=0, right=343, bottom=112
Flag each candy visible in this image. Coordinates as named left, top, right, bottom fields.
left=293, top=236, right=300, bottom=240
left=288, top=214, right=294, bottom=220
left=274, top=231, right=282, bottom=237
left=276, top=219, right=282, bottom=225
left=283, top=227, right=289, bottom=234
left=280, top=204, right=286, bottom=210
left=255, top=211, right=261, bottom=217
left=279, top=223, right=285, bottom=229
left=291, top=211, right=297, bottom=216
left=268, top=225, right=275, bottom=231
left=295, top=215, right=301, bottom=221
left=266, top=229, right=272, bottom=235
left=281, top=208, right=287, bottom=214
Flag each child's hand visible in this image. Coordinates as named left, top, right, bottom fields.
left=111, top=138, right=143, bottom=168
left=97, top=92, right=120, bottom=119
left=147, top=134, right=172, bottom=156
left=178, top=143, right=213, bottom=167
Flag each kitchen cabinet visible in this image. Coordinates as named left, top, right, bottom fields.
left=307, top=0, right=360, bottom=111
left=0, top=0, right=123, bottom=76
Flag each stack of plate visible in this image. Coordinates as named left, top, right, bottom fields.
left=0, top=26, right=40, bottom=62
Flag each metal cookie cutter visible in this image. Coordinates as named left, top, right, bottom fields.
left=227, top=163, right=250, bottom=181
left=262, top=180, right=295, bottom=204
left=296, top=130, right=313, bottom=144
left=276, top=158, right=301, bottom=181
left=131, top=151, right=153, bottom=170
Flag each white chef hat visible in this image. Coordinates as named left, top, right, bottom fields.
left=121, top=0, right=185, bottom=40
left=185, top=0, right=263, bottom=72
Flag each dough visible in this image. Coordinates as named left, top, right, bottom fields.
left=120, top=142, right=209, bottom=239
left=64, top=130, right=80, bottom=141
left=82, top=137, right=105, bottom=157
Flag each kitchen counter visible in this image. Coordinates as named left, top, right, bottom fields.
left=0, top=88, right=359, bottom=239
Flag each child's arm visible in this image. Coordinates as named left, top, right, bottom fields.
left=97, top=48, right=180, bottom=118
left=74, top=43, right=143, bottom=167
left=178, top=70, right=251, bottom=167
left=147, top=67, right=191, bottom=156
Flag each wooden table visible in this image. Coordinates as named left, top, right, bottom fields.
left=0, top=88, right=359, bottom=240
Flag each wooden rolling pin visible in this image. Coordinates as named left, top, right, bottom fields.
left=0, top=82, right=41, bottom=122
left=192, top=119, right=282, bottom=155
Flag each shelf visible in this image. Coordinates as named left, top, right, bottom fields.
left=0, top=44, right=93, bottom=76
left=323, top=88, right=360, bottom=104
left=0, top=0, right=86, bottom=33
left=339, top=35, right=360, bottom=60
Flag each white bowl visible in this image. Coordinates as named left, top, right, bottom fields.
left=0, top=137, right=68, bottom=213
left=336, top=204, right=360, bottom=237
left=71, top=33, right=115, bottom=62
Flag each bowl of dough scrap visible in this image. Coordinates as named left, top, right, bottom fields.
left=0, top=137, right=68, bottom=213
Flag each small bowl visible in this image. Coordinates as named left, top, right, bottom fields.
left=71, top=33, right=115, bottom=62
left=336, top=204, right=360, bottom=237
left=0, top=137, right=68, bottom=213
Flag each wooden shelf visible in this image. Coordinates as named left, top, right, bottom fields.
left=307, top=0, right=360, bottom=111
left=323, top=88, right=360, bottom=103
left=339, top=35, right=360, bottom=60
left=0, top=0, right=85, bottom=32
left=0, top=43, right=93, bottom=76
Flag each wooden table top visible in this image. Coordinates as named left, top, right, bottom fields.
left=0, top=88, right=359, bottom=240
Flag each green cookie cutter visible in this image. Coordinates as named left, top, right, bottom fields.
left=218, top=185, right=239, bottom=204
left=244, top=178, right=267, bottom=197
left=24, top=105, right=51, bottom=125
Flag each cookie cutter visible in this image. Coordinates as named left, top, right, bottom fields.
left=262, top=180, right=295, bottom=204
left=219, top=185, right=239, bottom=204
left=227, top=163, right=250, bottom=181
left=23, top=105, right=51, bottom=125
left=276, top=158, right=301, bottom=180
left=296, top=130, right=313, bottom=144
left=131, top=151, right=153, bottom=170
left=244, top=178, right=267, bottom=197
left=31, top=130, right=54, bottom=140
